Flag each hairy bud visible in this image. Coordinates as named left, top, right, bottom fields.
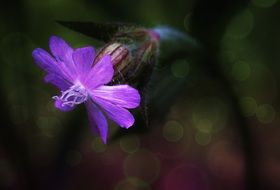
left=94, top=42, right=132, bottom=82
left=94, top=28, right=160, bottom=85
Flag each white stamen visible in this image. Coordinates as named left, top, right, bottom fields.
left=53, top=83, right=88, bottom=107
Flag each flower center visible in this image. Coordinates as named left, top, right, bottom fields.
left=53, top=83, right=88, bottom=107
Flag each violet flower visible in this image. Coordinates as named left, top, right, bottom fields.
left=32, top=36, right=140, bottom=143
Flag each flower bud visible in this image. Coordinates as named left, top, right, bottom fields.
left=94, top=28, right=160, bottom=85
left=94, top=42, right=132, bottom=80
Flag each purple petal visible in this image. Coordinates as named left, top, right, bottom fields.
left=44, top=74, right=71, bottom=91
left=32, top=48, right=73, bottom=90
left=91, top=95, right=135, bottom=129
left=72, top=47, right=95, bottom=76
left=32, top=48, right=58, bottom=73
left=54, top=99, right=75, bottom=112
left=86, top=100, right=108, bottom=143
left=91, top=85, right=141, bottom=109
left=32, top=48, right=74, bottom=83
left=49, top=36, right=77, bottom=78
left=83, top=55, right=113, bottom=90
left=49, top=36, right=73, bottom=61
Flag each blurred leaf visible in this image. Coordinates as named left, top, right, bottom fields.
left=57, top=21, right=137, bottom=42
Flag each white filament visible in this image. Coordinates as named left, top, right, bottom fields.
left=53, top=83, right=88, bottom=107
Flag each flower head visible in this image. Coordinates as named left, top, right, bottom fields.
left=32, top=36, right=140, bottom=143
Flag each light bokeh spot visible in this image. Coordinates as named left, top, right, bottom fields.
left=192, top=98, right=227, bottom=133
left=231, top=61, right=251, bottom=81
left=225, top=9, right=254, bottom=39
left=256, top=104, right=275, bottom=124
left=196, top=119, right=213, bottom=133
left=240, top=97, right=257, bottom=117
left=195, top=131, right=212, bottom=146
left=120, top=136, right=141, bottom=154
left=162, top=120, right=184, bottom=142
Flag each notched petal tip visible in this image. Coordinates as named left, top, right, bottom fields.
left=92, top=84, right=141, bottom=109
left=32, top=48, right=48, bottom=60
left=92, top=96, right=136, bottom=129
left=75, top=46, right=96, bottom=58
left=49, top=36, right=64, bottom=50
left=49, top=35, right=73, bottom=59
left=122, top=85, right=141, bottom=108
left=122, top=116, right=135, bottom=129
left=114, top=108, right=135, bottom=129
left=117, top=115, right=135, bottom=129
left=49, top=35, right=65, bottom=44
left=76, top=46, right=95, bottom=52
left=32, top=48, right=60, bottom=74
left=32, top=48, right=43, bottom=63
left=32, top=48, right=41, bottom=57
left=72, top=46, right=96, bottom=74
left=84, top=54, right=114, bottom=89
